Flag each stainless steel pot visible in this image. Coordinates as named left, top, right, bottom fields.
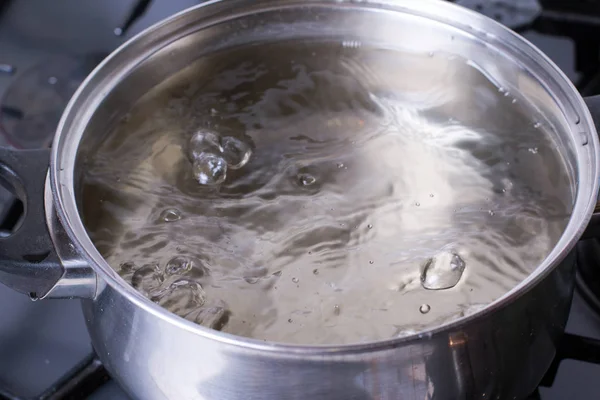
left=1, top=1, right=599, bottom=399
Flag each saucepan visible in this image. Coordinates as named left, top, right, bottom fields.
left=0, top=1, right=599, bottom=399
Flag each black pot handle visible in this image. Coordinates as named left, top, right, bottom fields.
left=0, top=147, right=63, bottom=299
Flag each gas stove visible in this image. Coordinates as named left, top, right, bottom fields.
left=1, top=1, right=600, bottom=399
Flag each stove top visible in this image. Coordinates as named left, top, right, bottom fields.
left=0, top=1, right=600, bottom=399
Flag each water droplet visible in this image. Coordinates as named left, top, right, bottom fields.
left=533, top=122, right=541, bottom=129
left=528, top=147, right=538, bottom=154
left=221, top=136, right=252, bottom=169
left=333, top=304, right=341, bottom=316
left=313, top=268, right=319, bottom=275
left=511, top=99, right=517, bottom=104
left=419, top=304, right=431, bottom=314
left=292, top=277, right=299, bottom=283
left=369, top=260, right=374, bottom=264
left=421, top=250, right=466, bottom=290
left=193, top=153, right=227, bottom=185
left=488, top=210, right=495, bottom=216
left=188, top=130, right=222, bottom=160
left=210, top=108, right=219, bottom=116
left=429, top=193, right=434, bottom=198
left=367, top=224, right=373, bottom=229
left=273, top=271, right=282, bottom=277
left=498, top=87, right=506, bottom=93
left=428, top=51, right=434, bottom=57
left=244, top=277, right=260, bottom=284
left=288, top=318, right=293, bottom=323
left=297, top=173, right=316, bottom=186
left=336, top=162, right=345, bottom=169
left=503, top=91, right=510, bottom=97
left=160, top=208, right=182, bottom=222
left=48, top=76, right=58, bottom=85
left=415, top=202, right=420, bottom=207
left=450, top=35, right=455, bottom=41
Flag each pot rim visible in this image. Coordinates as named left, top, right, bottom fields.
left=50, top=0, right=600, bottom=353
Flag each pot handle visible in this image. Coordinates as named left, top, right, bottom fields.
left=0, top=147, right=64, bottom=299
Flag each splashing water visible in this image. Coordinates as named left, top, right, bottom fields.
left=83, top=40, right=573, bottom=345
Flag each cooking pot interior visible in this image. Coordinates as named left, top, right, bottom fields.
left=75, top=2, right=580, bottom=202
left=67, top=1, right=594, bottom=343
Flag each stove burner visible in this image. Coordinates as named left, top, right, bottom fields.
left=0, top=55, right=102, bottom=149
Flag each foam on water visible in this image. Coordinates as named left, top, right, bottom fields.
left=82, top=40, right=573, bottom=345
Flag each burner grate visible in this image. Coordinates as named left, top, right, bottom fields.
left=0, top=353, right=109, bottom=400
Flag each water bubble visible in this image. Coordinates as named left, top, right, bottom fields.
left=498, top=87, right=506, bottom=93
left=152, top=279, right=206, bottom=314
left=501, top=178, right=513, bottom=193
left=160, top=208, right=182, bottom=222
left=429, top=194, right=434, bottom=198
left=210, top=108, right=219, bottom=116
left=421, top=250, right=466, bottom=290
left=273, top=271, right=282, bottom=277
left=333, top=304, right=341, bottom=316
left=503, top=91, right=510, bottom=97
left=396, top=328, right=418, bottom=338
left=165, top=256, right=194, bottom=275
left=511, top=99, right=517, bottom=104
left=187, top=301, right=230, bottom=330
left=119, top=261, right=135, bottom=273
left=131, top=263, right=164, bottom=297
left=336, top=162, right=345, bottom=169
left=297, top=173, right=316, bottom=186
left=528, top=147, right=538, bottom=154
left=369, top=260, right=374, bottom=264
left=221, top=136, right=252, bottom=169
left=288, top=318, right=293, bottom=323
left=313, top=269, right=319, bottom=275
left=533, top=122, right=541, bottom=129
left=415, top=202, right=420, bottom=207
left=367, top=224, right=373, bottom=229
left=419, top=304, right=431, bottom=314
left=292, top=277, right=299, bottom=283
left=193, top=153, right=227, bottom=185
left=488, top=210, right=495, bottom=216
left=188, top=130, right=222, bottom=160
left=244, top=277, right=260, bottom=284
left=428, top=51, right=434, bottom=57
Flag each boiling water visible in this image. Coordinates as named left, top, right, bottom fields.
left=82, top=40, right=573, bottom=345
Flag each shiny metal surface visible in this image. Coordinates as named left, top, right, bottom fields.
left=44, top=176, right=97, bottom=299
left=84, top=253, right=575, bottom=399
left=9, top=0, right=600, bottom=398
